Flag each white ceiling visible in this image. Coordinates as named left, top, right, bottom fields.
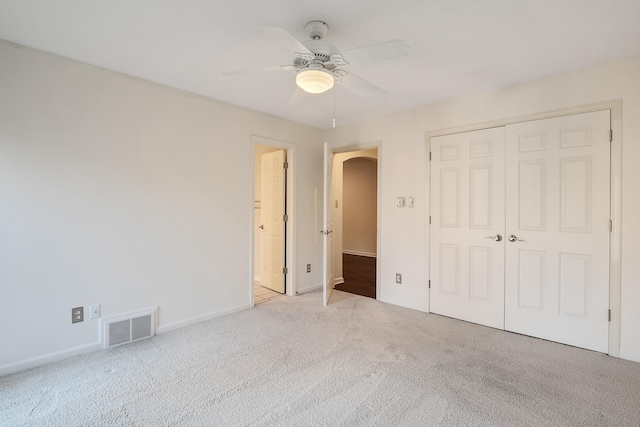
left=1, top=0, right=639, bottom=129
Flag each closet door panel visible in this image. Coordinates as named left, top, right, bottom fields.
left=504, top=110, right=610, bottom=353
left=430, top=127, right=506, bottom=329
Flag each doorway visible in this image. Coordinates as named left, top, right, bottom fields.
left=429, top=110, right=612, bottom=352
left=252, top=139, right=294, bottom=307
left=332, top=149, right=379, bottom=299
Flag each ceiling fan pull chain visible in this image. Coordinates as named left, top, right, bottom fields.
left=333, top=86, right=336, bottom=128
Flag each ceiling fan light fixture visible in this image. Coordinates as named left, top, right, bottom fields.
left=296, top=68, right=334, bottom=94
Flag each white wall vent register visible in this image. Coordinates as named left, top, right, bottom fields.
left=102, top=307, right=157, bottom=348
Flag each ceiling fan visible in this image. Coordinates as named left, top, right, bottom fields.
left=223, top=21, right=409, bottom=99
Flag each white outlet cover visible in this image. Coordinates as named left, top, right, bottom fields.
left=408, top=197, right=414, bottom=207
left=397, top=197, right=406, bottom=207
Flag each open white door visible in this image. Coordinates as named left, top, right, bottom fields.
left=430, top=127, right=506, bottom=329
left=260, top=150, right=286, bottom=293
left=322, top=143, right=334, bottom=306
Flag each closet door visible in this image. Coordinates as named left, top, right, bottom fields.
left=504, top=111, right=610, bottom=352
left=430, top=127, right=506, bottom=329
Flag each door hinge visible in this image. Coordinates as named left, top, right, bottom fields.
left=608, top=309, right=611, bottom=322
left=609, top=219, right=612, bottom=232
left=429, top=152, right=432, bottom=161
left=284, top=161, right=289, bottom=170
left=428, top=280, right=431, bottom=289
left=429, top=216, right=432, bottom=224
left=283, top=267, right=288, bottom=274
left=283, top=214, right=288, bottom=222
left=609, top=129, right=613, bottom=142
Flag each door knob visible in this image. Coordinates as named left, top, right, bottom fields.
left=485, top=234, right=502, bottom=242
left=259, top=225, right=264, bottom=229
left=508, top=234, right=524, bottom=242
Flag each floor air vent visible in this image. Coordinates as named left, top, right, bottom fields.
left=103, top=308, right=157, bottom=348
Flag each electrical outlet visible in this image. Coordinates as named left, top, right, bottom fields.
left=307, top=264, right=311, bottom=273
left=90, top=304, right=100, bottom=319
left=72, top=307, right=84, bottom=324
left=396, top=273, right=402, bottom=284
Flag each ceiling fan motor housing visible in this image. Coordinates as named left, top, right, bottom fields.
left=302, top=39, right=337, bottom=60
left=293, top=21, right=350, bottom=73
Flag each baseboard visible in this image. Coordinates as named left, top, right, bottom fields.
left=296, top=283, right=322, bottom=294
left=343, top=250, right=377, bottom=258
left=0, top=341, right=102, bottom=377
left=156, top=303, right=250, bottom=335
left=0, top=304, right=252, bottom=377
left=334, top=276, right=344, bottom=285
left=254, top=276, right=261, bottom=283
left=619, top=348, right=640, bottom=363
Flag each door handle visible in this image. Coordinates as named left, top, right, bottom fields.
left=320, top=230, right=333, bottom=235
left=259, top=225, right=264, bottom=229
left=485, top=234, right=502, bottom=242
left=508, top=234, right=524, bottom=242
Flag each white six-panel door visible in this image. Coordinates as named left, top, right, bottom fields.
left=260, top=150, right=286, bottom=293
left=504, top=110, right=610, bottom=352
left=430, top=127, right=506, bottom=329
left=430, top=110, right=611, bottom=352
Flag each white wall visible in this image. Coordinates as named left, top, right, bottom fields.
left=0, top=41, right=324, bottom=373
left=325, top=56, right=640, bottom=362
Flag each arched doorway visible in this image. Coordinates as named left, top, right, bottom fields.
left=332, top=150, right=378, bottom=299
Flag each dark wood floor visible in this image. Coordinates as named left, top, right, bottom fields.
left=334, top=253, right=376, bottom=299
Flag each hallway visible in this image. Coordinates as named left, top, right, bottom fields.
left=334, top=253, right=376, bottom=299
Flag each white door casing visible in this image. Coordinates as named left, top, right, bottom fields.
left=430, top=127, right=507, bottom=329
left=504, top=110, right=611, bottom=352
left=260, top=150, right=286, bottom=293
left=323, top=142, right=335, bottom=306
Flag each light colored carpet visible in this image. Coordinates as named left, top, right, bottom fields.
left=2, top=289, right=640, bottom=426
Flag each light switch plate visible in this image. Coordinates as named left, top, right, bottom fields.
left=397, top=197, right=406, bottom=207
left=408, top=197, right=414, bottom=207
left=90, top=304, right=100, bottom=319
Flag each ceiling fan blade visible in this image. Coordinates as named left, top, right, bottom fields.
left=288, top=86, right=308, bottom=107
left=222, top=65, right=296, bottom=76
left=340, top=39, right=409, bottom=66
left=337, top=72, right=388, bottom=100
left=260, top=26, right=312, bottom=54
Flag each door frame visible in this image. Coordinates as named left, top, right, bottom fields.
left=328, top=141, right=382, bottom=301
left=250, top=135, right=296, bottom=307
left=425, top=99, right=622, bottom=357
